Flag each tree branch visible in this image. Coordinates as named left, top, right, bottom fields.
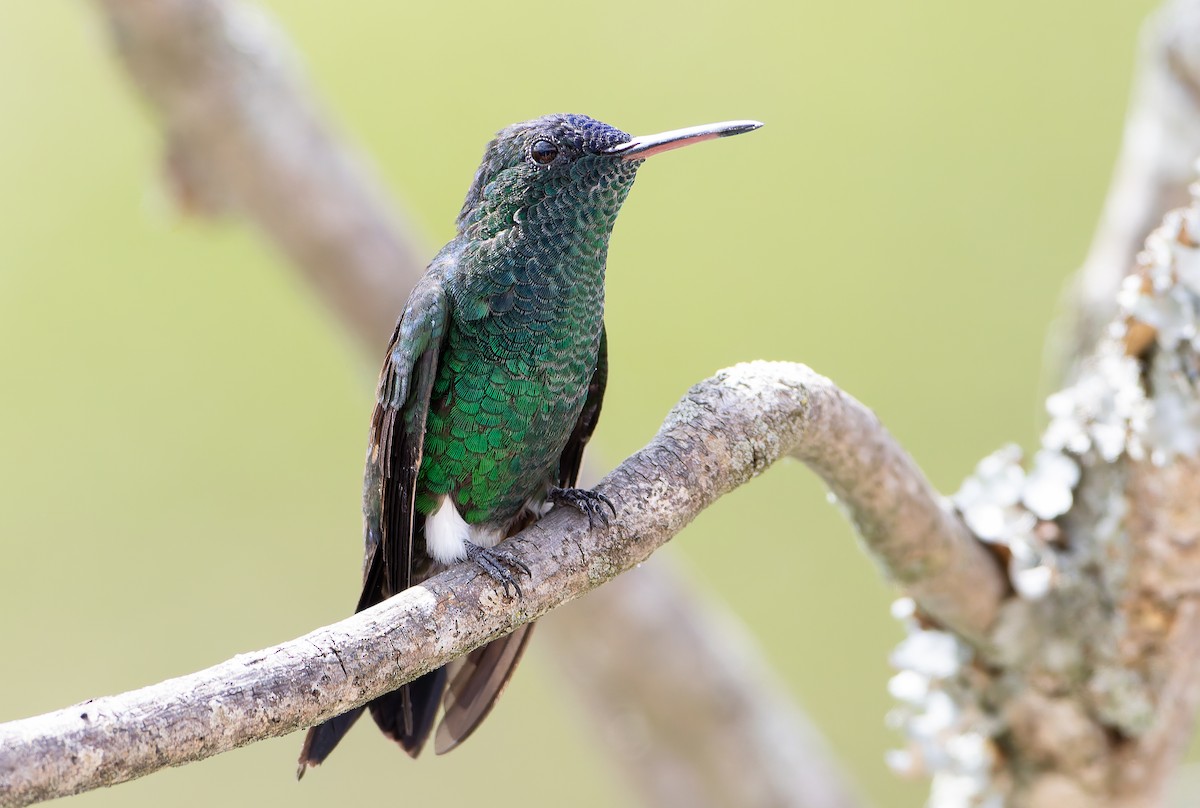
left=785, top=381, right=1004, bottom=645
left=87, top=2, right=879, bottom=806
left=0, top=361, right=965, bottom=807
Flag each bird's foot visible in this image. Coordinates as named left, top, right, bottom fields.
left=464, top=542, right=531, bottom=598
left=547, top=487, right=616, bottom=528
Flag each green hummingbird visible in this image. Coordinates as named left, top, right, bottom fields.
left=298, top=113, right=762, bottom=771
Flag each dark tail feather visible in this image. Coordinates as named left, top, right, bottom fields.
left=297, top=706, right=366, bottom=777
left=300, top=521, right=534, bottom=768
left=297, top=626, right=533, bottom=771
left=297, top=667, right=448, bottom=776
left=369, top=668, right=448, bottom=757
left=434, top=622, right=535, bottom=754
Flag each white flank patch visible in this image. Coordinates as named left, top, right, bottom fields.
left=426, top=495, right=504, bottom=564
left=426, top=496, right=472, bottom=563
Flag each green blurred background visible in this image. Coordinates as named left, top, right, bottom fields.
left=0, top=1, right=1164, bottom=806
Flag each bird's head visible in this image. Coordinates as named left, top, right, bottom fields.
left=455, top=113, right=762, bottom=240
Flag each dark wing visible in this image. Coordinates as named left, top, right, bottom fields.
left=356, top=263, right=452, bottom=607
left=432, top=327, right=608, bottom=755
left=361, top=332, right=442, bottom=608
left=298, top=267, right=451, bottom=770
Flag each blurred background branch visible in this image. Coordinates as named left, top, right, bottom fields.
left=96, top=0, right=424, bottom=350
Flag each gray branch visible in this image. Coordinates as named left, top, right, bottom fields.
left=0, top=361, right=962, bottom=807
left=81, top=2, right=897, bottom=807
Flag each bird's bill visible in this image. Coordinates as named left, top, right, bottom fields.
left=604, top=120, right=763, bottom=161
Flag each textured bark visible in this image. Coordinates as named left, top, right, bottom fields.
left=971, top=448, right=1200, bottom=807
left=0, top=362, right=961, bottom=807
left=1108, top=460, right=1200, bottom=806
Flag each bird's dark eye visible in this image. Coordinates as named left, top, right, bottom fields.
left=530, top=140, right=559, bottom=165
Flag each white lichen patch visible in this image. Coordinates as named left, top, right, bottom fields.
left=952, top=446, right=1060, bottom=601
left=1042, top=347, right=1148, bottom=463
left=1106, top=196, right=1200, bottom=464
left=1021, top=450, right=1080, bottom=521
left=954, top=445, right=1033, bottom=543
left=1140, top=349, right=1200, bottom=463
left=886, top=598, right=1001, bottom=807
left=891, top=628, right=968, bottom=680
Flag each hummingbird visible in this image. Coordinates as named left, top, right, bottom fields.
left=298, top=113, right=762, bottom=771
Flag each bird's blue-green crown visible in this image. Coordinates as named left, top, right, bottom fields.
left=455, top=113, right=639, bottom=241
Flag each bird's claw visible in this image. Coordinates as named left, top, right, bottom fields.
left=465, top=543, right=531, bottom=598
left=547, top=486, right=617, bottom=528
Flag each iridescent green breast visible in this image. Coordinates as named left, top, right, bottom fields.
left=414, top=308, right=601, bottom=525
